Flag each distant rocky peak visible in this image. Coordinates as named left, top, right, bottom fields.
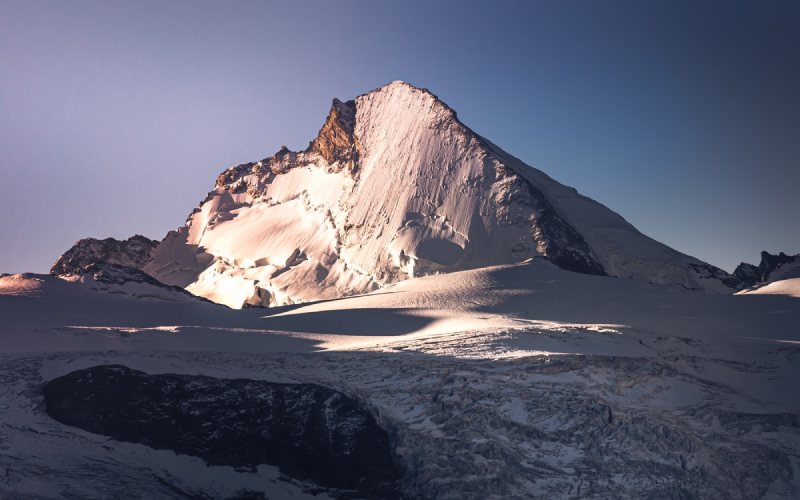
left=734, top=251, right=800, bottom=287
left=51, top=235, right=157, bottom=277
left=759, top=251, right=799, bottom=272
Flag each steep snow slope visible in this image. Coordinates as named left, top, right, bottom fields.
left=142, top=81, right=737, bottom=308
left=1, top=259, right=799, bottom=498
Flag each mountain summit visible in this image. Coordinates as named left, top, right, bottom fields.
left=80, top=80, right=733, bottom=308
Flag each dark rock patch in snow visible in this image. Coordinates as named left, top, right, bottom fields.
left=43, top=365, right=400, bottom=499
left=51, top=235, right=157, bottom=277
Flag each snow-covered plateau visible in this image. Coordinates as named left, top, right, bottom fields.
left=2, top=81, right=799, bottom=499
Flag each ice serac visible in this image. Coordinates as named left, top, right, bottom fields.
left=145, top=81, right=738, bottom=308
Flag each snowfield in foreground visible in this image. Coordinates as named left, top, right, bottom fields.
left=1, top=259, right=799, bottom=499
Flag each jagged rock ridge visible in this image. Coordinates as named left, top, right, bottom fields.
left=735, top=251, right=800, bottom=287
left=56, top=81, right=740, bottom=308
left=51, top=235, right=157, bottom=276
left=51, top=236, right=205, bottom=302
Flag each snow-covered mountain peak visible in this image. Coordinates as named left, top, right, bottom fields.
left=355, top=80, right=460, bottom=135
left=370, top=79, right=437, bottom=97
left=359, top=80, right=452, bottom=110
left=102, top=82, right=743, bottom=308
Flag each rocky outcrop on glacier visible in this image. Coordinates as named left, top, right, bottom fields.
left=43, top=365, right=400, bottom=498
left=132, top=81, right=740, bottom=308
left=51, top=235, right=157, bottom=277
left=50, top=236, right=203, bottom=302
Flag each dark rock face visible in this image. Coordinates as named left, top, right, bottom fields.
left=734, top=262, right=761, bottom=286
left=43, top=365, right=400, bottom=498
left=522, top=178, right=607, bottom=276
left=491, top=163, right=606, bottom=276
left=734, top=251, right=800, bottom=287
left=51, top=235, right=157, bottom=276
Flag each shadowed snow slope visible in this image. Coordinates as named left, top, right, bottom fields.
left=136, top=81, right=738, bottom=308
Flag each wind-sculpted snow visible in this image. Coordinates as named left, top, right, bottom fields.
left=138, top=81, right=738, bottom=308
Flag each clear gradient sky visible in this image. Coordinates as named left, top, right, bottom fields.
left=1, top=0, right=798, bottom=274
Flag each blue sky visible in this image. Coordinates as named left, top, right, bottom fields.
left=1, top=0, right=798, bottom=273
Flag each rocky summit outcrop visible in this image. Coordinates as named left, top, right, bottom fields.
left=308, top=98, right=360, bottom=171
left=735, top=251, right=800, bottom=287
left=43, top=365, right=400, bottom=499
left=51, top=235, right=157, bottom=277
